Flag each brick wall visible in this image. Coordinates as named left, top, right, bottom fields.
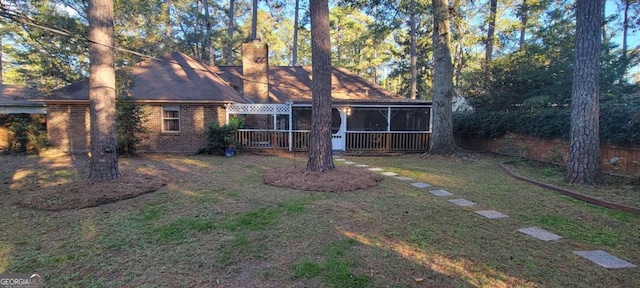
left=46, top=104, right=90, bottom=152
left=458, top=134, right=640, bottom=176
left=242, top=40, right=270, bottom=103
left=47, top=103, right=226, bottom=153
left=137, top=104, right=225, bottom=153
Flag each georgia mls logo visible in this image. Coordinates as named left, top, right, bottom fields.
left=0, top=273, right=43, bottom=288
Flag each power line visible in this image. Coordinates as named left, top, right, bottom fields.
left=0, top=6, right=315, bottom=92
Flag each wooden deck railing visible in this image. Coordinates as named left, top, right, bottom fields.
left=345, top=132, right=430, bottom=152
left=236, top=130, right=430, bottom=152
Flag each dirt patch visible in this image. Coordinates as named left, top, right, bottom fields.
left=263, top=166, right=385, bottom=192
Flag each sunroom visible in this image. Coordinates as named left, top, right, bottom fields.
left=226, top=101, right=432, bottom=153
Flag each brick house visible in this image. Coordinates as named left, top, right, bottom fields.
left=43, top=40, right=432, bottom=153
left=44, top=52, right=247, bottom=153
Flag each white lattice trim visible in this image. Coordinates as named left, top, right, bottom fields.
left=226, top=104, right=291, bottom=114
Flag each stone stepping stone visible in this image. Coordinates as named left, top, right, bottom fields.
left=411, top=182, right=431, bottom=188
left=573, top=250, right=636, bottom=269
left=448, top=199, right=477, bottom=207
left=518, top=227, right=562, bottom=241
left=344, top=161, right=356, bottom=165
left=429, top=189, right=453, bottom=197
left=355, top=164, right=369, bottom=168
left=368, top=168, right=384, bottom=171
left=334, top=158, right=346, bottom=162
left=381, top=172, right=398, bottom=176
left=395, top=176, right=413, bottom=181
left=475, top=210, right=509, bottom=219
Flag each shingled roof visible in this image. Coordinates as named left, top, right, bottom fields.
left=213, top=66, right=426, bottom=105
left=47, top=52, right=247, bottom=103
left=0, top=85, right=46, bottom=114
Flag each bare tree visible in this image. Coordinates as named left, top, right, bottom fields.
left=564, top=0, right=603, bottom=184
left=428, top=0, right=456, bottom=155
left=88, top=0, right=119, bottom=180
left=307, top=0, right=334, bottom=171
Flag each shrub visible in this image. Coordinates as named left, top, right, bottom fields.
left=454, top=100, right=640, bottom=146
left=205, top=117, right=243, bottom=155
left=4, top=114, right=48, bottom=153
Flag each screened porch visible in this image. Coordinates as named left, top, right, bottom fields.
left=225, top=103, right=432, bottom=153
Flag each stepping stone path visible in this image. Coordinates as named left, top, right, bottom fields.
left=573, top=251, right=636, bottom=269
left=518, top=227, right=562, bottom=241
left=329, top=157, right=637, bottom=270
left=448, top=199, right=477, bottom=207
left=411, top=182, right=431, bottom=188
left=475, top=210, right=509, bottom=219
left=429, top=189, right=453, bottom=197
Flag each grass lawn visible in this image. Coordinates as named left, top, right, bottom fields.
left=1, top=152, right=638, bottom=287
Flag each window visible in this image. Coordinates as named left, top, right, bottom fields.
left=163, top=106, right=180, bottom=132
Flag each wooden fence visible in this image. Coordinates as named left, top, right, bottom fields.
left=458, top=133, right=640, bottom=176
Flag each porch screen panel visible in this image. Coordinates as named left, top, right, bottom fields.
left=347, top=107, right=387, bottom=131
left=292, top=107, right=312, bottom=130
left=232, top=114, right=274, bottom=129
left=390, top=107, right=430, bottom=131
left=276, top=114, right=290, bottom=131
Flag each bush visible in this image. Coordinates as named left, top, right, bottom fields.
left=116, top=97, right=147, bottom=156
left=3, top=114, right=48, bottom=153
left=454, top=100, right=640, bottom=146
left=205, top=118, right=242, bottom=155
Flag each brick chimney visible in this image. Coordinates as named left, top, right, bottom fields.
left=242, top=40, right=270, bottom=103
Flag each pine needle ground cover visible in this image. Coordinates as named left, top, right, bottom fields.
left=1, top=152, right=638, bottom=287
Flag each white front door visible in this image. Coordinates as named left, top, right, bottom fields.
left=331, top=108, right=346, bottom=151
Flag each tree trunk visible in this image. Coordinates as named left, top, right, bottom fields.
left=0, top=37, right=3, bottom=85
left=164, top=0, right=172, bottom=51
left=226, top=0, right=235, bottom=65
left=251, top=0, right=258, bottom=40
left=621, top=0, right=630, bottom=81
left=409, top=0, right=417, bottom=99
left=519, top=0, right=527, bottom=50
left=203, top=0, right=214, bottom=65
left=484, top=0, right=497, bottom=77
left=429, top=0, right=456, bottom=155
left=88, top=0, right=119, bottom=180
left=564, top=0, right=603, bottom=184
left=292, top=0, right=300, bottom=66
left=307, top=0, right=334, bottom=172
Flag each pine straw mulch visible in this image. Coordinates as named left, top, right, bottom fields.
left=17, top=174, right=166, bottom=211
left=263, top=165, right=385, bottom=192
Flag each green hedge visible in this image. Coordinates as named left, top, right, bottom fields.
left=453, top=101, right=640, bottom=146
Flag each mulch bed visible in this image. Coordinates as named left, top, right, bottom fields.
left=16, top=174, right=166, bottom=211
left=263, top=166, right=385, bottom=192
